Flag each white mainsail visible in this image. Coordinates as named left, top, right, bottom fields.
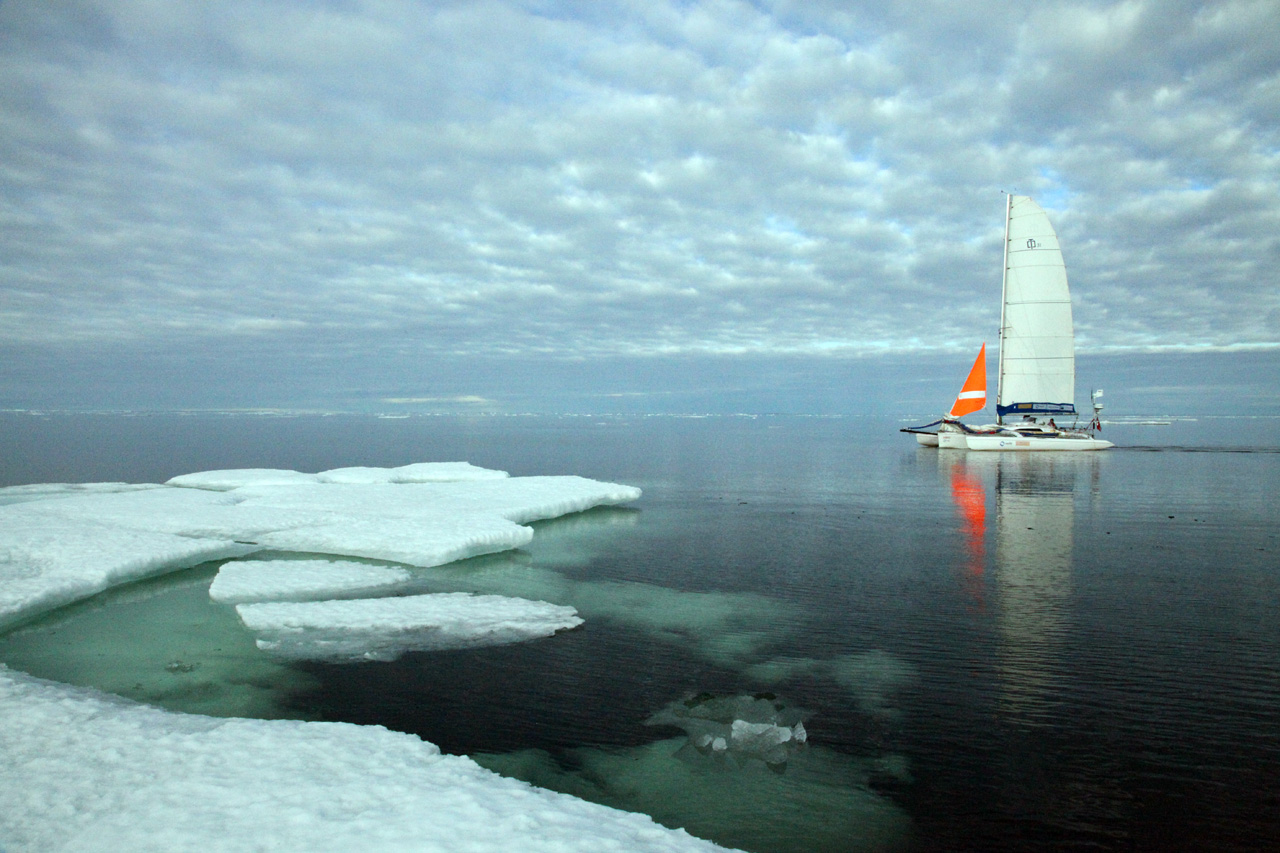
left=996, top=195, right=1076, bottom=421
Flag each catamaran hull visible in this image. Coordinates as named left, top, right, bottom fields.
left=965, top=434, right=1113, bottom=451
left=938, top=430, right=969, bottom=449
left=915, top=433, right=940, bottom=447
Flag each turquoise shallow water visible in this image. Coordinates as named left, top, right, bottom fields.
left=2, top=413, right=1279, bottom=852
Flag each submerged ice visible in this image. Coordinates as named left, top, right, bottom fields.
left=237, top=592, right=583, bottom=662
left=646, top=693, right=809, bottom=768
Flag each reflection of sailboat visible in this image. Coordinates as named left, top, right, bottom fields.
left=906, top=196, right=1112, bottom=451
left=992, top=454, right=1096, bottom=717
left=948, top=459, right=987, bottom=607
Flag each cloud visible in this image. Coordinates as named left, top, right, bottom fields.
left=1, top=0, right=1277, bottom=411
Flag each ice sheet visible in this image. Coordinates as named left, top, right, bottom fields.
left=0, top=666, right=730, bottom=853
left=167, top=461, right=509, bottom=491
left=0, top=510, right=253, bottom=631
left=0, top=466, right=640, bottom=627
left=0, top=464, right=707, bottom=852
left=208, top=559, right=412, bottom=604
left=237, top=592, right=583, bottom=662
left=232, top=476, right=644, bottom=525
left=317, top=461, right=510, bottom=484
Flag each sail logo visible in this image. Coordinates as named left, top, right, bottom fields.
left=1026, top=238, right=1039, bottom=249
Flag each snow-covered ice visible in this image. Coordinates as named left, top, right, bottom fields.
left=0, top=464, right=641, bottom=629
left=0, top=463, right=729, bottom=853
left=166, top=460, right=510, bottom=490
left=0, top=666, right=729, bottom=853
left=208, top=559, right=412, bottom=603
left=237, top=592, right=583, bottom=662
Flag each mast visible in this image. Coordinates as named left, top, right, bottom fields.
left=996, top=192, right=1012, bottom=425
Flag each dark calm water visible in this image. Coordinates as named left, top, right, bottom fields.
left=2, top=412, right=1279, bottom=852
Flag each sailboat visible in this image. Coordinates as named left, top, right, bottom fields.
left=906, top=195, right=1113, bottom=451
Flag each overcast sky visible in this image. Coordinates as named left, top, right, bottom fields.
left=2, top=0, right=1278, bottom=414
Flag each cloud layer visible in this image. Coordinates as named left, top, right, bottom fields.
left=2, top=1, right=1277, bottom=410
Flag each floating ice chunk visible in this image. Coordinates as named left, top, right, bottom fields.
left=169, top=462, right=511, bottom=490
left=0, top=465, right=638, bottom=636
left=731, top=719, right=795, bottom=749
left=646, top=693, right=810, bottom=767
left=0, top=667, right=730, bottom=853
left=0, top=511, right=253, bottom=631
left=165, top=469, right=321, bottom=490
left=209, top=560, right=412, bottom=604
left=234, top=476, right=642, bottom=526
left=317, top=462, right=509, bottom=484
left=252, top=512, right=535, bottom=567
left=236, top=593, right=583, bottom=662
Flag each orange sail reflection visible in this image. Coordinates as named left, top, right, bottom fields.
left=949, top=464, right=987, bottom=608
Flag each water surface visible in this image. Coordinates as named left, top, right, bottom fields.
left=2, top=413, right=1278, bottom=852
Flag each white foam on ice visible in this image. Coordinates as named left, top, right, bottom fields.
left=236, top=592, right=583, bottom=662
left=208, top=559, right=412, bottom=604
left=0, top=666, right=729, bottom=853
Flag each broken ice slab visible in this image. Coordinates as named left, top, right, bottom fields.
left=209, top=559, right=412, bottom=604
left=236, top=592, right=583, bottom=662
left=646, top=693, right=810, bottom=767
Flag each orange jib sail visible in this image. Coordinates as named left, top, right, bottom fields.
left=947, top=344, right=987, bottom=418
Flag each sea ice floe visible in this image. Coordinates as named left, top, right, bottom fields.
left=0, top=512, right=253, bottom=631
left=0, top=464, right=708, bottom=852
left=236, top=592, right=584, bottom=662
left=0, top=666, right=729, bottom=853
left=0, top=465, right=640, bottom=628
left=208, top=559, right=412, bottom=604
left=316, top=461, right=511, bottom=484
left=166, top=461, right=510, bottom=491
